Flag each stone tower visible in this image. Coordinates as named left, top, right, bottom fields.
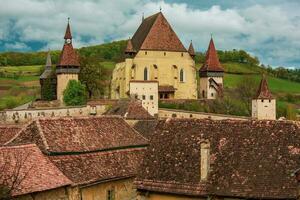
left=252, top=75, right=276, bottom=120
left=56, top=19, right=80, bottom=102
left=199, top=37, right=224, bottom=99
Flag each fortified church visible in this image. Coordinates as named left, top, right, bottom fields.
left=0, top=10, right=297, bottom=200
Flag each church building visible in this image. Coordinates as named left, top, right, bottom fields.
left=199, top=37, right=224, bottom=99
left=111, top=12, right=198, bottom=100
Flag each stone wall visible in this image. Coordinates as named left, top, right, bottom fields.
left=158, top=108, right=250, bottom=121
left=15, top=187, right=69, bottom=200
left=0, top=104, right=107, bottom=124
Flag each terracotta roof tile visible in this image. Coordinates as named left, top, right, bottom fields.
left=49, top=147, right=146, bottom=185
left=200, top=38, right=224, bottom=72
left=158, top=85, right=176, bottom=92
left=0, top=125, right=21, bottom=145
left=64, top=22, right=72, bottom=40
left=8, top=116, right=148, bottom=154
left=0, top=144, right=71, bottom=197
left=188, top=41, right=195, bottom=57
left=136, top=119, right=300, bottom=199
left=125, top=39, right=136, bottom=53
left=105, top=100, right=154, bottom=119
left=57, top=43, right=80, bottom=67
left=131, top=12, right=186, bottom=52
left=255, top=75, right=273, bottom=99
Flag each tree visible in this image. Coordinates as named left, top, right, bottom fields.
left=63, top=80, right=87, bottom=106
left=235, top=75, right=258, bottom=115
left=0, top=151, right=31, bottom=199
left=79, top=56, right=110, bottom=99
left=286, top=104, right=297, bottom=120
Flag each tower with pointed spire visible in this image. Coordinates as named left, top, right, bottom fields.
left=112, top=12, right=197, bottom=100
left=252, top=75, right=276, bottom=120
left=199, top=37, right=224, bottom=99
left=40, top=50, right=57, bottom=100
left=56, top=18, right=80, bottom=102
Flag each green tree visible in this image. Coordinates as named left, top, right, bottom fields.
left=63, top=80, right=87, bottom=106
left=41, top=78, right=56, bottom=101
left=79, top=56, right=110, bottom=99
left=235, top=75, right=259, bottom=115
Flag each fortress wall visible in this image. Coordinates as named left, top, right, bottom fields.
left=0, top=105, right=107, bottom=124
left=158, top=108, right=250, bottom=121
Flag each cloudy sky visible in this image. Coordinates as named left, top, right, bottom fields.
left=0, top=0, right=300, bottom=68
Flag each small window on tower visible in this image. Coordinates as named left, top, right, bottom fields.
left=142, top=95, right=146, bottom=100
left=145, top=51, right=147, bottom=55
left=150, top=95, right=154, bottom=100
left=261, top=99, right=264, bottom=102
left=269, top=99, right=271, bottom=103
left=181, top=53, right=184, bottom=57
left=164, top=52, right=166, bottom=56
left=211, top=93, right=214, bottom=97
left=106, top=189, right=115, bottom=200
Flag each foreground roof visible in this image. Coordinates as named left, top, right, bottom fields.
left=104, top=100, right=154, bottom=119
left=200, top=38, right=224, bottom=72
left=0, top=125, right=21, bottom=145
left=0, top=144, right=71, bottom=197
left=255, top=75, right=273, bottom=99
left=136, top=119, right=300, bottom=199
left=8, top=116, right=148, bottom=154
left=50, top=147, right=146, bottom=186
left=131, top=12, right=186, bottom=52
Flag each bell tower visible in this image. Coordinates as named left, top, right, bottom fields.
left=56, top=18, right=80, bottom=102
left=252, top=75, right=276, bottom=120
left=199, top=37, right=224, bottom=99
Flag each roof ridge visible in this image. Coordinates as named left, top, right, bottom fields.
left=36, top=119, right=50, bottom=151
left=4, top=120, right=34, bottom=145
left=0, top=143, right=37, bottom=150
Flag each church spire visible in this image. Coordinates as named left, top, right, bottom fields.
left=64, top=18, right=72, bottom=42
left=45, top=49, right=52, bottom=68
left=125, top=38, right=136, bottom=54
left=188, top=40, right=195, bottom=57
left=255, top=74, right=273, bottom=99
left=200, top=37, right=223, bottom=72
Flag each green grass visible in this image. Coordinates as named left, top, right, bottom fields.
left=225, top=74, right=300, bottom=94
left=0, top=65, right=42, bottom=74
left=223, top=62, right=262, bottom=74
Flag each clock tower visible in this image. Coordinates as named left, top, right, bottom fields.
left=56, top=18, right=80, bottom=103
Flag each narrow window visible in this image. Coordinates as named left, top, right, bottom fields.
left=144, top=67, right=148, bottom=80
left=160, top=94, right=163, bottom=99
left=150, top=95, right=153, bottom=100
left=107, top=189, right=115, bottom=200
left=202, top=90, right=205, bottom=98
left=261, top=99, right=264, bottom=102
left=180, top=69, right=185, bottom=82
left=200, top=142, right=210, bottom=181
left=181, top=53, right=183, bottom=57
left=145, top=51, right=147, bottom=55
left=164, top=52, right=166, bottom=56
left=211, top=93, right=213, bottom=97
left=142, top=95, right=146, bottom=100
left=269, top=99, right=271, bottom=103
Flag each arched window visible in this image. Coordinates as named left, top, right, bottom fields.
left=144, top=67, right=148, bottom=80
left=180, top=69, right=185, bottom=82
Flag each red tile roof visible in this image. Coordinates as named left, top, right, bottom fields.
left=255, top=75, right=273, bottom=99
left=158, top=85, right=176, bottom=92
left=8, top=116, right=148, bottom=154
left=57, top=22, right=80, bottom=67
left=0, top=144, right=71, bottom=197
left=64, top=22, right=72, bottom=40
left=131, top=12, right=187, bottom=52
left=105, top=100, right=154, bottom=119
left=136, top=119, right=300, bottom=199
left=125, top=39, right=136, bottom=54
left=57, top=43, right=80, bottom=67
left=200, top=38, right=224, bottom=72
left=49, top=147, right=146, bottom=185
left=0, top=125, right=21, bottom=145
left=188, top=41, right=195, bottom=57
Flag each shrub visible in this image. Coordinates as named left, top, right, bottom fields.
left=63, top=80, right=87, bottom=106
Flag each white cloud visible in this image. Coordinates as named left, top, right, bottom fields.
left=4, top=42, right=30, bottom=50
left=0, top=0, right=300, bottom=67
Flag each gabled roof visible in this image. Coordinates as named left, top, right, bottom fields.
left=8, top=116, right=148, bottom=154
left=0, top=125, right=21, bottom=145
left=131, top=12, right=187, bottom=52
left=49, top=147, right=145, bottom=186
left=255, top=75, right=273, bottom=99
left=188, top=41, right=195, bottom=57
left=200, top=38, right=224, bottom=72
left=136, top=119, right=300, bottom=199
left=105, top=100, right=154, bottom=119
left=0, top=144, right=71, bottom=197
left=57, top=22, right=80, bottom=67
